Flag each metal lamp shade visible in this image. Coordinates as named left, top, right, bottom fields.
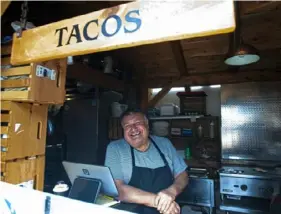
left=224, top=43, right=260, bottom=66
left=224, top=2, right=260, bottom=66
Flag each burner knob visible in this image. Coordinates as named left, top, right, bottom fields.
left=241, top=184, right=248, bottom=191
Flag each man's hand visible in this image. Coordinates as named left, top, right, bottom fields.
left=154, top=171, right=188, bottom=213
left=163, top=201, right=180, bottom=214
left=154, top=188, right=177, bottom=213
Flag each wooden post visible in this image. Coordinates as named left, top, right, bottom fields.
left=140, top=85, right=149, bottom=112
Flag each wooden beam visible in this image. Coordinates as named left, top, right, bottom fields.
left=1, top=57, right=11, bottom=66
left=1, top=0, right=11, bottom=16
left=178, top=70, right=281, bottom=86
left=1, top=66, right=31, bottom=77
left=170, top=41, right=188, bottom=76
left=1, top=101, right=11, bottom=110
left=147, top=83, right=173, bottom=108
left=146, top=69, right=281, bottom=88
left=1, top=44, right=12, bottom=56
left=135, top=66, right=149, bottom=111
left=0, top=114, right=10, bottom=123
left=240, top=1, right=281, bottom=15
left=67, top=63, right=124, bottom=91
left=148, top=88, right=153, bottom=101
left=10, top=1, right=235, bottom=65
left=140, top=85, right=149, bottom=112
left=1, top=79, right=30, bottom=88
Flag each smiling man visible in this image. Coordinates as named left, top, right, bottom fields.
left=105, top=109, right=188, bottom=214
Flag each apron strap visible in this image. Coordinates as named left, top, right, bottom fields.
left=130, top=146, right=136, bottom=167
left=130, top=136, right=170, bottom=167
left=148, top=136, right=170, bottom=167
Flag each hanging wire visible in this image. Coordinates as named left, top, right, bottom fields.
left=17, top=1, right=28, bottom=37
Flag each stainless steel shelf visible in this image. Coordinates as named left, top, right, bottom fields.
left=149, top=115, right=204, bottom=120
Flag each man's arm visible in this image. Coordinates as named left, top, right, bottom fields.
left=115, top=179, right=157, bottom=208
left=154, top=137, right=189, bottom=213
left=162, top=138, right=189, bottom=197
left=155, top=170, right=188, bottom=213
left=166, top=170, right=189, bottom=197
left=105, top=143, right=158, bottom=207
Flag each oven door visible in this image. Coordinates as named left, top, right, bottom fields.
left=177, top=177, right=215, bottom=208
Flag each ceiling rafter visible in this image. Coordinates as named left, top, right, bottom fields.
left=170, top=41, right=188, bottom=77
left=67, top=63, right=125, bottom=91
left=145, top=69, right=281, bottom=88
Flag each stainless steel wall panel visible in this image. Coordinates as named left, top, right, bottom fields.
left=221, top=82, right=281, bottom=161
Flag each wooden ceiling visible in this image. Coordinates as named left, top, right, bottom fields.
left=2, top=1, right=281, bottom=89
left=111, top=1, right=281, bottom=88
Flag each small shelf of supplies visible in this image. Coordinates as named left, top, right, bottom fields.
left=149, top=115, right=204, bottom=120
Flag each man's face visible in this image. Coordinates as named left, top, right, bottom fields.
left=122, top=113, right=149, bottom=149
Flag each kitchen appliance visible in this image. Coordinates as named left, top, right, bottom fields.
left=152, top=121, right=169, bottom=136
left=177, top=91, right=207, bottom=116
left=219, top=166, right=281, bottom=213
left=177, top=168, right=216, bottom=214
left=219, top=82, right=281, bottom=213
left=159, top=103, right=179, bottom=116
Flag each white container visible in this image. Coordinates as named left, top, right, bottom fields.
left=160, top=103, right=179, bottom=116
left=171, top=128, right=181, bottom=136
left=210, top=121, right=215, bottom=138
left=152, top=121, right=169, bottom=136
left=111, top=102, right=128, bottom=117
left=197, top=125, right=203, bottom=139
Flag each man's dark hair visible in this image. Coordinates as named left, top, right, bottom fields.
left=120, top=108, right=149, bottom=125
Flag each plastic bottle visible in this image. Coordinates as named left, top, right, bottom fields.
left=197, top=125, right=203, bottom=139
left=185, top=147, right=191, bottom=159
left=210, top=121, right=215, bottom=139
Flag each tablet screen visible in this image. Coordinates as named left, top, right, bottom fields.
left=68, top=177, right=101, bottom=203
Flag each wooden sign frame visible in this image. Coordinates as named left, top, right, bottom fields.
left=10, top=0, right=235, bottom=65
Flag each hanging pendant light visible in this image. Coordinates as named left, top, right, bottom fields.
left=224, top=41, right=260, bottom=66
left=224, top=2, right=260, bottom=66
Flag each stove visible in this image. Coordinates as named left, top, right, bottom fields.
left=220, top=166, right=281, bottom=179
left=219, top=166, right=281, bottom=213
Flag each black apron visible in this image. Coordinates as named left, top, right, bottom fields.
left=128, top=137, right=174, bottom=214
